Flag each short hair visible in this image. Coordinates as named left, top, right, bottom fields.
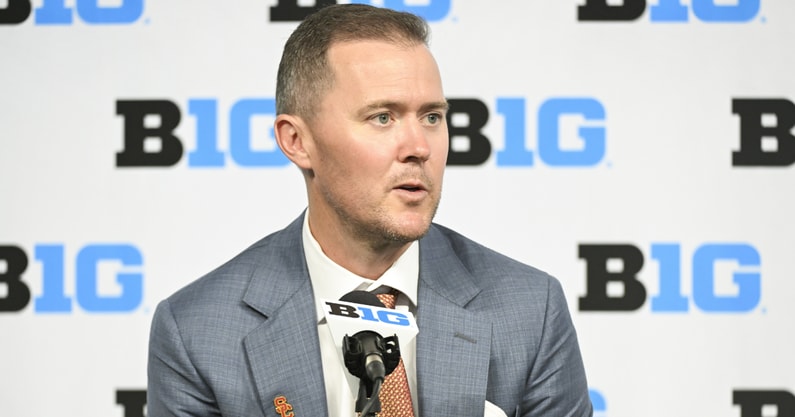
left=275, top=4, right=430, bottom=119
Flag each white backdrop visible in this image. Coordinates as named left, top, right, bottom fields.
left=2, top=1, right=794, bottom=416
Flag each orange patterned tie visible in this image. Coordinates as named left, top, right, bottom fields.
left=374, top=291, right=415, bottom=417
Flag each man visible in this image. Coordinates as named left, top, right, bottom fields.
left=148, top=4, right=592, bottom=417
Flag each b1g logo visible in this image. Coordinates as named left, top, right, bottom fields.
left=114, top=97, right=606, bottom=168
left=734, top=390, right=795, bottom=417
left=448, top=97, right=606, bottom=167
left=0, top=244, right=143, bottom=313
left=0, top=0, right=144, bottom=25
left=116, top=99, right=289, bottom=168
left=578, top=243, right=761, bottom=312
left=325, top=301, right=411, bottom=326
left=578, top=0, right=762, bottom=23
left=270, top=0, right=452, bottom=22
left=733, top=98, right=795, bottom=167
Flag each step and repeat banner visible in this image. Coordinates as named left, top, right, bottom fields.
left=2, top=1, right=794, bottom=416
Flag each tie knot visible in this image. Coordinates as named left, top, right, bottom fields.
left=375, top=290, right=398, bottom=309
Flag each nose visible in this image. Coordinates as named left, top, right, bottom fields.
left=398, top=118, right=432, bottom=163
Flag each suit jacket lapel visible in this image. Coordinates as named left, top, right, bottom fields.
left=241, top=215, right=328, bottom=417
left=416, top=226, right=493, bottom=416
left=236, top=219, right=493, bottom=416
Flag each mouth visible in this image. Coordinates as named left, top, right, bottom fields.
left=395, top=182, right=427, bottom=193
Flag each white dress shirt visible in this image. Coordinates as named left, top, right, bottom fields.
left=302, top=214, right=419, bottom=417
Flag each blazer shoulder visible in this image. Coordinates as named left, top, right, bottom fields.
left=162, top=215, right=305, bottom=319
left=424, top=223, right=562, bottom=297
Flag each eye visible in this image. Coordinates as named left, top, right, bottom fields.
left=426, top=113, right=443, bottom=125
left=376, top=113, right=390, bottom=125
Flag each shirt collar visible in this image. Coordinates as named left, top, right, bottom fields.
left=302, top=212, right=419, bottom=322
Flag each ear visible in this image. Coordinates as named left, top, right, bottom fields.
left=274, top=114, right=313, bottom=170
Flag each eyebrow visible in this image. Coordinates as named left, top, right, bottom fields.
left=358, top=100, right=450, bottom=116
left=422, top=100, right=451, bottom=113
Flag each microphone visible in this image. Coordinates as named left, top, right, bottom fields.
left=340, top=291, right=394, bottom=416
left=322, top=291, right=418, bottom=415
left=339, top=291, right=399, bottom=380
left=340, top=291, right=393, bottom=378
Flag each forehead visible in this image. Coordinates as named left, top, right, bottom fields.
left=325, top=39, right=444, bottom=101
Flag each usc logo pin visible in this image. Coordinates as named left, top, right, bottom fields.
left=273, top=395, right=294, bottom=417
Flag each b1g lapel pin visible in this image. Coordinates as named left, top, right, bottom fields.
left=273, top=395, right=294, bottom=417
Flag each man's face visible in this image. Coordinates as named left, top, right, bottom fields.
left=304, top=39, right=449, bottom=247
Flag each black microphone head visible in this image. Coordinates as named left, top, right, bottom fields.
left=340, top=290, right=385, bottom=307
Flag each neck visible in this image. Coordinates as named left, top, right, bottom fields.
left=307, top=211, right=412, bottom=280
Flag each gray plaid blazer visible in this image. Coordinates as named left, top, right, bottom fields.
left=148, top=214, right=592, bottom=417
